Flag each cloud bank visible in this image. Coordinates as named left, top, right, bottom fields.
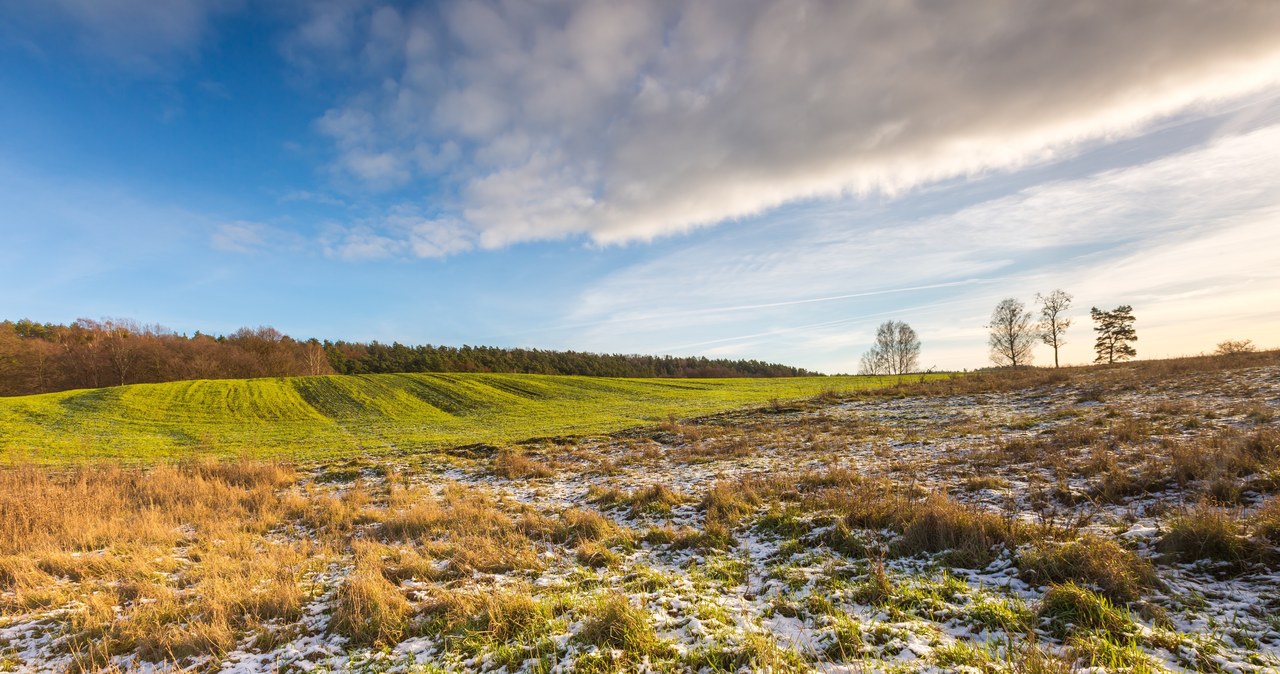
left=559, top=120, right=1280, bottom=370
left=302, top=0, right=1280, bottom=255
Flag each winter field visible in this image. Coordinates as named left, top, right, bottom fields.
left=2, top=353, right=1279, bottom=673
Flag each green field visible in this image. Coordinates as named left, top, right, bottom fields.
left=0, top=372, right=925, bottom=463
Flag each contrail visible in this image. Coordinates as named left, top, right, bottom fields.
left=486, top=277, right=1001, bottom=339
left=656, top=296, right=994, bottom=352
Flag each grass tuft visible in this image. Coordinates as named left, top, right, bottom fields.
left=1018, top=534, right=1158, bottom=603
left=578, top=592, right=665, bottom=659
left=1156, top=503, right=1265, bottom=568
left=1036, top=582, right=1136, bottom=640
left=493, top=449, right=554, bottom=479
left=331, top=543, right=412, bottom=647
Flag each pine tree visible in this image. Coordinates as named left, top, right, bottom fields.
left=1091, top=305, right=1137, bottom=364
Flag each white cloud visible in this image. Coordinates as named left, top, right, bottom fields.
left=296, top=0, right=1280, bottom=253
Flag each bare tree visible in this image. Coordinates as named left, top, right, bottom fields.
left=988, top=298, right=1036, bottom=367
left=858, top=347, right=891, bottom=376
left=1091, top=305, right=1137, bottom=364
left=858, top=320, right=921, bottom=375
left=1036, top=289, right=1072, bottom=368
left=303, top=339, right=330, bottom=376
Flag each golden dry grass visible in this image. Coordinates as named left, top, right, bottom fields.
left=0, top=459, right=321, bottom=670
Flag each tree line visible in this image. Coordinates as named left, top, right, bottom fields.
left=323, top=341, right=814, bottom=379
left=857, top=289, right=1143, bottom=375
left=0, top=318, right=818, bottom=397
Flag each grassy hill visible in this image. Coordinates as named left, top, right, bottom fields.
left=0, top=372, right=925, bottom=463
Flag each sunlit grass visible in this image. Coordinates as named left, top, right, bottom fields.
left=0, top=372, right=928, bottom=463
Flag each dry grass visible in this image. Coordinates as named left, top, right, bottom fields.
left=895, top=493, right=1021, bottom=567
left=4, top=351, right=1279, bottom=670
left=704, top=469, right=1025, bottom=567
left=332, top=542, right=413, bottom=647
left=1256, top=495, right=1280, bottom=546
left=702, top=479, right=763, bottom=529
left=578, top=591, right=664, bottom=658
left=590, top=483, right=690, bottom=518
left=1171, top=427, right=1280, bottom=486
left=1035, top=582, right=1136, bottom=640
left=0, top=460, right=295, bottom=554
left=377, top=484, right=543, bottom=576
left=626, top=483, right=689, bottom=515
left=0, top=459, right=321, bottom=669
left=493, top=448, right=555, bottom=479
left=1156, top=503, right=1266, bottom=568
left=1018, top=534, right=1158, bottom=603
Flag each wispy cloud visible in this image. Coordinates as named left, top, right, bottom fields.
left=211, top=221, right=268, bottom=254
left=320, top=207, right=475, bottom=260
left=210, top=219, right=310, bottom=256
left=286, top=0, right=1280, bottom=255
left=3, top=0, right=239, bottom=74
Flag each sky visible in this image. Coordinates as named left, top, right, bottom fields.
left=1, top=1, right=1279, bottom=373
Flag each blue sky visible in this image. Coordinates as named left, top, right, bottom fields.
left=2, top=1, right=1279, bottom=373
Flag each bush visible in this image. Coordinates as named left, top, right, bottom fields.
left=1215, top=339, right=1256, bottom=356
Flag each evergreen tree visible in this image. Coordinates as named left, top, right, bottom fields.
left=1090, top=305, right=1137, bottom=364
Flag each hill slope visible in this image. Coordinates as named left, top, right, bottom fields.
left=0, top=372, right=919, bottom=462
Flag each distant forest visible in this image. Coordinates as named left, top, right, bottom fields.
left=0, top=319, right=818, bottom=396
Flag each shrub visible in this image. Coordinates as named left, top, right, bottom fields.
left=1215, top=339, right=1256, bottom=356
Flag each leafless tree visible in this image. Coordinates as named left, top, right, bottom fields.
left=303, top=339, right=330, bottom=376
left=858, top=320, right=921, bottom=375
left=988, top=298, right=1036, bottom=367
left=1036, top=289, right=1072, bottom=368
